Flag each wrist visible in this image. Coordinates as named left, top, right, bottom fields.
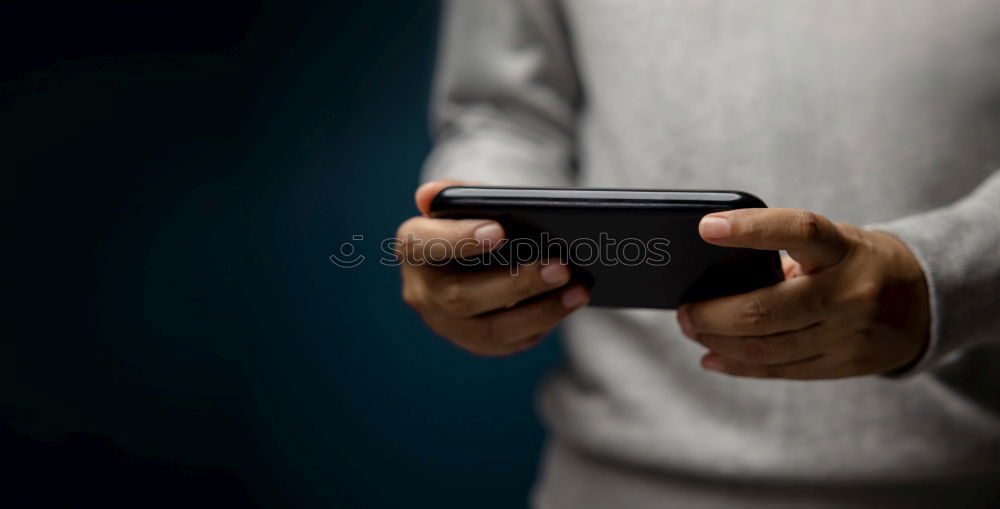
left=869, top=229, right=932, bottom=372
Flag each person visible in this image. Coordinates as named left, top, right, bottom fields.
left=397, top=2, right=1000, bottom=507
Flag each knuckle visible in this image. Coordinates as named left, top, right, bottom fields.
left=741, top=215, right=766, bottom=241
left=739, top=298, right=772, bottom=329
left=740, top=338, right=772, bottom=362
left=797, top=211, right=824, bottom=243
left=773, top=334, right=800, bottom=358
left=439, top=280, right=474, bottom=316
left=846, top=281, right=881, bottom=312
left=512, top=266, right=542, bottom=297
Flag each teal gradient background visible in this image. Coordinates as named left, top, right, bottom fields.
left=1, top=1, right=561, bottom=507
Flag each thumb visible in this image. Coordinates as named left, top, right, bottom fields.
left=699, top=208, right=850, bottom=273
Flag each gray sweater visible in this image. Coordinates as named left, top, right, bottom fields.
left=423, top=1, right=1000, bottom=506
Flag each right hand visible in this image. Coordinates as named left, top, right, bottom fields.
left=398, top=180, right=591, bottom=356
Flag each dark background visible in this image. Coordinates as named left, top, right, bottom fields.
left=1, top=1, right=562, bottom=507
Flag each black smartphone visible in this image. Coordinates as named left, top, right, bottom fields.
left=429, top=186, right=784, bottom=309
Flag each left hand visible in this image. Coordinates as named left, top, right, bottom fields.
left=677, top=209, right=931, bottom=379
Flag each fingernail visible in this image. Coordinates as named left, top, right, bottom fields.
left=700, top=216, right=731, bottom=239
left=474, top=223, right=503, bottom=244
left=540, top=263, right=570, bottom=286
left=561, top=286, right=589, bottom=309
left=702, top=354, right=724, bottom=371
left=677, top=306, right=694, bottom=339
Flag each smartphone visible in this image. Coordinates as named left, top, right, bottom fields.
left=429, top=186, right=784, bottom=309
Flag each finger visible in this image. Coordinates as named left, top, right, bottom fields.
left=701, top=352, right=838, bottom=380
left=699, top=208, right=849, bottom=273
left=428, top=285, right=590, bottom=356
left=430, top=261, right=573, bottom=318
left=484, top=285, right=590, bottom=343
left=396, top=216, right=504, bottom=262
left=678, top=276, right=828, bottom=337
left=690, top=323, right=832, bottom=364
left=415, top=179, right=479, bottom=216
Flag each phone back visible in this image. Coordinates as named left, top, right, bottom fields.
left=429, top=187, right=783, bottom=309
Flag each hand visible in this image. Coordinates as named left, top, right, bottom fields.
left=398, top=180, right=590, bottom=356
left=677, top=209, right=931, bottom=379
